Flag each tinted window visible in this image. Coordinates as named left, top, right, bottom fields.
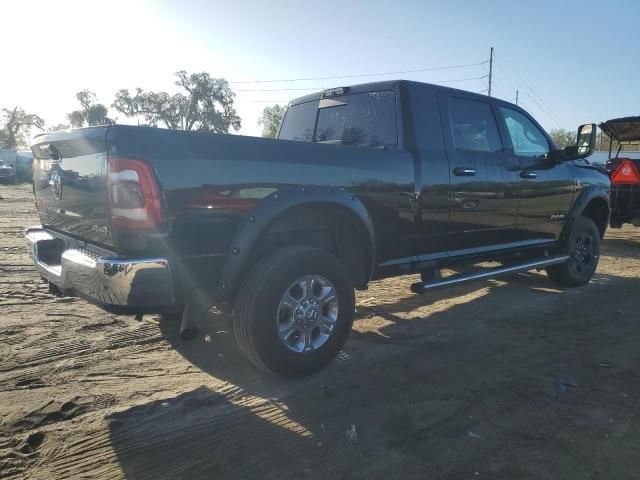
left=278, top=100, right=317, bottom=142
left=315, top=91, right=397, bottom=146
left=500, top=106, right=549, bottom=157
left=449, top=98, right=502, bottom=152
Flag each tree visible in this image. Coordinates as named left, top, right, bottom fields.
left=112, top=71, right=241, bottom=133
left=0, top=107, right=45, bottom=149
left=258, top=104, right=286, bottom=138
left=549, top=128, right=575, bottom=149
left=67, top=90, right=109, bottom=127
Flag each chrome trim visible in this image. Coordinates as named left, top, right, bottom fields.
left=24, top=226, right=176, bottom=309
left=410, top=255, right=570, bottom=294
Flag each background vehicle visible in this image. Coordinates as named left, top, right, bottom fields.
left=600, top=116, right=640, bottom=228
left=26, top=81, right=609, bottom=377
left=15, top=150, right=34, bottom=182
left=0, top=150, right=18, bottom=184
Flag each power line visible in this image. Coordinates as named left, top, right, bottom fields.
left=435, top=74, right=488, bottom=84
left=230, top=61, right=488, bottom=84
left=492, top=60, right=558, bottom=124
left=237, top=87, right=322, bottom=92
left=493, top=53, right=567, bottom=127
left=491, top=83, right=510, bottom=99
left=491, top=63, right=526, bottom=103
left=236, top=75, right=489, bottom=93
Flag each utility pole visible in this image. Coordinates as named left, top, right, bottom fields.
left=515, top=90, right=519, bottom=105
left=488, top=47, right=494, bottom=97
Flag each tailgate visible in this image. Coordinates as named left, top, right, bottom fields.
left=31, top=127, right=115, bottom=247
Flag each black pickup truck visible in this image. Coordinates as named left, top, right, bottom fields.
left=26, top=80, right=610, bottom=377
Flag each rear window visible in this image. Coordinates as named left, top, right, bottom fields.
left=278, top=100, right=317, bottom=142
left=278, top=90, right=397, bottom=147
left=449, top=97, right=502, bottom=152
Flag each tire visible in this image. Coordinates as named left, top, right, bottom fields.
left=546, top=216, right=600, bottom=287
left=234, top=246, right=355, bottom=377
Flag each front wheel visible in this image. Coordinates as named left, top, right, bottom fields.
left=546, top=216, right=601, bottom=287
left=234, top=246, right=355, bottom=377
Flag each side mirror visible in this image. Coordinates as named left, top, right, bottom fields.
left=576, top=123, right=597, bottom=157
left=561, top=123, right=597, bottom=160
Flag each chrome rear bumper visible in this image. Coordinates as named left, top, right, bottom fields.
left=24, top=226, right=176, bottom=312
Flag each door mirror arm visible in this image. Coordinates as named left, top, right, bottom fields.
left=550, top=149, right=569, bottom=163
left=554, top=145, right=590, bottom=162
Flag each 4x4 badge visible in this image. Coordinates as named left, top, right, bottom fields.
left=49, top=170, right=62, bottom=201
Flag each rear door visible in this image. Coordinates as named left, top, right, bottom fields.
left=496, top=105, right=575, bottom=243
left=438, top=93, right=518, bottom=254
left=279, top=88, right=417, bottom=263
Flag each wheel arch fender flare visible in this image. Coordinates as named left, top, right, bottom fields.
left=215, top=186, right=376, bottom=304
left=561, top=184, right=610, bottom=243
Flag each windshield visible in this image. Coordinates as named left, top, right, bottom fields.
left=278, top=90, right=398, bottom=147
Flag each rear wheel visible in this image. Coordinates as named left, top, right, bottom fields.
left=546, top=216, right=600, bottom=287
left=234, top=246, right=355, bottom=377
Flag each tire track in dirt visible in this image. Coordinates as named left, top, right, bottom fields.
left=2, top=322, right=168, bottom=374
left=29, top=383, right=330, bottom=479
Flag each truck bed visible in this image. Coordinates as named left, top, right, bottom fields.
left=31, top=125, right=415, bottom=259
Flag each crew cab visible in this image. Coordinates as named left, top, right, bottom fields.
left=26, top=80, right=610, bottom=377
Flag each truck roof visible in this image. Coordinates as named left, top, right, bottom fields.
left=289, top=79, right=506, bottom=107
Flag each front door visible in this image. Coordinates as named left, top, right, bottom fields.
left=496, top=104, right=575, bottom=243
left=439, top=93, right=519, bottom=254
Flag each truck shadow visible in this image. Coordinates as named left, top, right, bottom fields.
left=601, top=236, right=640, bottom=258
left=107, top=269, right=637, bottom=479
left=106, top=385, right=324, bottom=479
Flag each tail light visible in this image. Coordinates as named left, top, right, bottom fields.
left=108, top=157, right=165, bottom=230
left=610, top=159, right=640, bottom=185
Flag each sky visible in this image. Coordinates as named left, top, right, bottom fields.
left=2, top=0, right=640, bottom=138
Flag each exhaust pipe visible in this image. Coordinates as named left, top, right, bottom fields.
left=179, top=303, right=207, bottom=341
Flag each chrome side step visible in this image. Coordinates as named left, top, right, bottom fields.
left=410, top=255, right=569, bottom=294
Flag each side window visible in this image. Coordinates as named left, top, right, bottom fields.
left=499, top=106, right=549, bottom=158
left=449, top=97, right=502, bottom=152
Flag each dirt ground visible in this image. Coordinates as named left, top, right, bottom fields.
left=1, top=182, right=639, bottom=480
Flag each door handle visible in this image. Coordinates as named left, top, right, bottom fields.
left=520, top=171, right=538, bottom=179
left=453, top=167, right=476, bottom=176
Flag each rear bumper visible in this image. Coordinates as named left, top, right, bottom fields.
left=610, top=184, right=640, bottom=226
left=24, top=227, right=177, bottom=313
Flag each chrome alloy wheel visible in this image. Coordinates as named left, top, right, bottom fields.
left=276, top=275, right=339, bottom=353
